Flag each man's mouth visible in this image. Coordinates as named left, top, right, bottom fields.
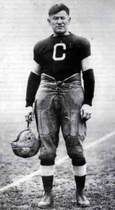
left=56, top=26, right=64, bottom=29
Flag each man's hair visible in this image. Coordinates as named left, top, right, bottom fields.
left=48, top=4, right=70, bottom=16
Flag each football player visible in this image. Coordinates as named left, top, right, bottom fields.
left=25, top=3, right=95, bottom=208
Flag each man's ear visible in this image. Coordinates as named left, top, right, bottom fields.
left=69, top=17, right=71, bottom=23
left=47, top=18, right=51, bottom=25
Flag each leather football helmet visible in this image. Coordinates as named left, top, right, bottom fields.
left=11, top=123, right=40, bottom=158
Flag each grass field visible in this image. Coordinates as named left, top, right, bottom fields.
left=0, top=104, right=115, bottom=209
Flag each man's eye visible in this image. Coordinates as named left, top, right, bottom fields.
left=53, top=17, right=58, bottom=20
left=61, top=17, right=65, bottom=20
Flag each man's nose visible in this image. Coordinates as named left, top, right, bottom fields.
left=57, top=18, right=63, bottom=24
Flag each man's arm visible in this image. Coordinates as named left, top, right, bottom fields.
left=82, top=56, right=95, bottom=106
left=25, top=62, right=41, bottom=122
left=81, top=55, right=95, bottom=120
left=26, top=62, right=41, bottom=107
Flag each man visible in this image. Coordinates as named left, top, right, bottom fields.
left=25, top=3, right=95, bottom=208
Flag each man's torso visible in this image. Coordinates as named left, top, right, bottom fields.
left=34, top=33, right=90, bottom=81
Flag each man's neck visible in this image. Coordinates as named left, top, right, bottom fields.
left=53, top=31, right=70, bottom=37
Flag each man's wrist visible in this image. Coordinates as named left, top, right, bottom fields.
left=25, top=101, right=33, bottom=107
left=83, top=98, right=92, bottom=106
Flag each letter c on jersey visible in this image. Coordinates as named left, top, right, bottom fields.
left=53, top=43, right=66, bottom=61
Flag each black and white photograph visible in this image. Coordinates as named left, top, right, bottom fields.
left=0, top=0, right=115, bottom=209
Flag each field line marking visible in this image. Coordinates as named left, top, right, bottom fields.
left=0, top=130, right=115, bottom=192
left=0, top=170, right=41, bottom=192
left=84, top=130, right=115, bottom=149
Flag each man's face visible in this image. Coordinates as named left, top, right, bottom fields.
left=48, top=10, right=71, bottom=35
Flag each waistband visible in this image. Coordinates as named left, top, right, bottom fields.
left=41, top=73, right=81, bottom=83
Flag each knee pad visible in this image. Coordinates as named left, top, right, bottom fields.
left=39, top=134, right=57, bottom=162
left=65, top=136, right=84, bottom=162
left=68, top=150, right=84, bottom=162
left=39, top=149, right=56, bottom=162
left=72, top=158, right=86, bottom=166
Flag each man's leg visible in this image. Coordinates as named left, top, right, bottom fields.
left=61, top=78, right=90, bottom=207
left=35, top=80, right=60, bottom=208
left=72, top=159, right=90, bottom=207
left=36, top=131, right=59, bottom=208
left=64, top=135, right=90, bottom=207
left=38, top=160, right=55, bottom=208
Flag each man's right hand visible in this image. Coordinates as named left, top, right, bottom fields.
left=25, top=106, right=34, bottom=122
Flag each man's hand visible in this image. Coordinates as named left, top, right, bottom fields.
left=25, top=106, right=34, bottom=122
left=80, top=104, right=92, bottom=121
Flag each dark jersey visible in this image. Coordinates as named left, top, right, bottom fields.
left=34, top=32, right=91, bottom=81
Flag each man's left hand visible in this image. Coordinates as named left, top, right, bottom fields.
left=80, top=104, right=92, bottom=121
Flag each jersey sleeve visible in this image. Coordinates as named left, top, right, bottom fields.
left=33, top=43, right=42, bottom=64
left=81, top=38, right=91, bottom=60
